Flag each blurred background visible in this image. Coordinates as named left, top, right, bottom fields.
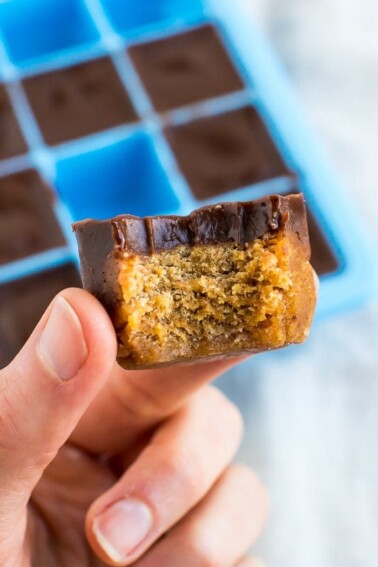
left=0, top=0, right=377, bottom=565
left=218, top=1, right=378, bottom=566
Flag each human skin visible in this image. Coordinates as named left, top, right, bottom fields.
left=0, top=288, right=268, bottom=566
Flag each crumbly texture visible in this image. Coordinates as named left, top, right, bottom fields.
left=114, top=231, right=315, bottom=368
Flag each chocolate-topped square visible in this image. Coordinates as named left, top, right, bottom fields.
left=282, top=189, right=340, bottom=276
left=129, top=25, right=244, bottom=112
left=0, top=264, right=82, bottom=368
left=0, top=169, right=65, bottom=265
left=23, top=58, right=138, bottom=145
left=165, top=106, right=291, bottom=199
left=306, top=208, right=340, bottom=276
left=0, top=85, right=27, bottom=159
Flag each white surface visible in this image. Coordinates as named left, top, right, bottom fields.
left=217, top=1, right=378, bottom=565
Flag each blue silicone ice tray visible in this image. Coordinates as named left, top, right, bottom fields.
left=0, top=0, right=376, bottom=320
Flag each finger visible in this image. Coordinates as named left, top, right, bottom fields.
left=129, top=464, right=269, bottom=567
left=86, top=387, right=243, bottom=565
left=0, top=289, right=116, bottom=547
left=236, top=558, right=267, bottom=567
left=30, top=444, right=116, bottom=557
left=72, top=356, right=246, bottom=455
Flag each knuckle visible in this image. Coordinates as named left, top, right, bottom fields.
left=200, top=387, right=244, bottom=437
left=237, top=558, right=263, bottom=567
left=224, top=396, right=244, bottom=438
left=159, top=450, right=205, bottom=499
left=0, top=370, right=25, bottom=451
left=112, top=373, right=175, bottom=422
left=12, top=449, right=57, bottom=486
left=230, top=464, right=270, bottom=519
left=186, top=533, right=223, bottom=567
left=0, top=367, right=58, bottom=479
left=30, top=448, right=58, bottom=471
left=197, top=556, right=222, bottom=567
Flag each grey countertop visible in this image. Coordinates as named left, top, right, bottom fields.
left=217, top=1, right=378, bottom=565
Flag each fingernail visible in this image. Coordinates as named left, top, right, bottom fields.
left=39, top=297, right=88, bottom=381
left=93, top=499, right=153, bottom=562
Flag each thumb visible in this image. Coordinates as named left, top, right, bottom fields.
left=0, top=288, right=117, bottom=552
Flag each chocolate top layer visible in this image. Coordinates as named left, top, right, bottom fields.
left=129, top=25, right=245, bottom=112
left=165, top=106, right=292, bottom=200
left=23, top=57, right=138, bottom=146
left=0, top=85, right=28, bottom=159
left=75, top=194, right=307, bottom=254
left=0, top=169, right=66, bottom=266
left=0, top=263, right=81, bottom=369
left=73, top=194, right=309, bottom=313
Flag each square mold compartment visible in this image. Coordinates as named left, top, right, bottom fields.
left=165, top=106, right=291, bottom=200
left=304, top=204, right=340, bottom=277
left=0, top=85, right=27, bottom=159
left=0, top=169, right=66, bottom=266
left=100, top=0, right=205, bottom=38
left=0, top=263, right=81, bottom=368
left=56, top=133, right=180, bottom=221
left=23, top=57, right=138, bottom=145
left=129, top=24, right=245, bottom=112
left=0, top=0, right=100, bottom=67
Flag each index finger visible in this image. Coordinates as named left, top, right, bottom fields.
left=70, top=355, right=245, bottom=455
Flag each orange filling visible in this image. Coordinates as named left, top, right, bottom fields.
left=115, top=232, right=314, bottom=366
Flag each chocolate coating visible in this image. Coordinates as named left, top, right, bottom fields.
left=23, top=57, right=138, bottom=146
left=73, top=194, right=309, bottom=317
left=0, top=84, right=27, bottom=159
left=0, top=264, right=82, bottom=369
left=129, top=24, right=245, bottom=112
left=165, top=106, right=292, bottom=200
left=0, top=169, right=65, bottom=266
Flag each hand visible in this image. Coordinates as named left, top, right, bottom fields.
left=0, top=289, right=268, bottom=566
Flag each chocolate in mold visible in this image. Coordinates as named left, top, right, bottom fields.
left=23, top=58, right=138, bottom=146
left=0, top=169, right=65, bottom=265
left=129, top=24, right=245, bottom=112
left=282, top=189, right=340, bottom=276
left=0, top=264, right=82, bottom=369
left=306, top=207, right=340, bottom=276
left=165, top=106, right=291, bottom=200
left=0, top=85, right=27, bottom=159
